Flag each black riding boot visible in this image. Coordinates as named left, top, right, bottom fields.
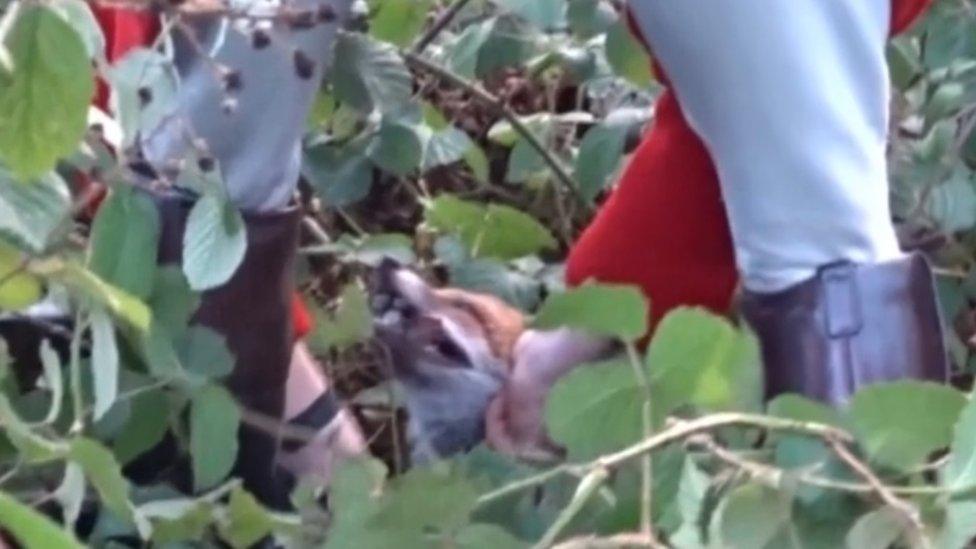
left=740, top=253, right=950, bottom=405
left=150, top=189, right=299, bottom=508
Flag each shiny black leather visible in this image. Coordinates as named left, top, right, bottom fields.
left=740, top=253, right=950, bottom=405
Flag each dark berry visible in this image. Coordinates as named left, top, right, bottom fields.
left=137, top=86, right=152, bottom=107
left=288, top=10, right=316, bottom=30
left=316, top=4, right=336, bottom=22
left=293, top=50, right=316, bottom=80
left=222, top=69, right=243, bottom=93
left=251, top=29, right=271, bottom=49
left=197, top=156, right=215, bottom=172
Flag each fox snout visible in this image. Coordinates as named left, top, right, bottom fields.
left=369, top=259, right=518, bottom=463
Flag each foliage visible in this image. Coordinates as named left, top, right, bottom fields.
left=0, top=0, right=974, bottom=548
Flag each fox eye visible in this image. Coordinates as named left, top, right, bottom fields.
left=435, top=338, right=469, bottom=365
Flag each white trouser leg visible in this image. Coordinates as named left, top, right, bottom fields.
left=628, top=1, right=903, bottom=292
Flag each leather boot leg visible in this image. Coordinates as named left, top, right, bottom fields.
left=740, top=253, right=950, bottom=405
left=149, top=189, right=299, bottom=507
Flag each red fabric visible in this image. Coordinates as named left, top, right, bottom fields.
left=89, top=6, right=315, bottom=340
left=567, top=0, right=932, bottom=333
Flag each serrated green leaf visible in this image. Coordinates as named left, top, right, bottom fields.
left=310, top=283, right=374, bottom=353
left=108, top=49, right=179, bottom=147
left=575, top=108, right=647, bottom=201
left=533, top=283, right=647, bottom=340
left=148, top=266, right=199, bottom=338
left=368, top=112, right=425, bottom=176
left=46, top=261, right=151, bottom=332
left=0, top=5, right=94, bottom=177
left=190, top=384, right=240, bottom=491
left=647, top=308, right=763, bottom=425
left=373, top=464, right=479, bottom=533
left=496, top=0, right=565, bottom=29
left=89, top=186, right=161, bottom=300
left=112, top=389, right=170, bottom=464
left=54, top=462, right=86, bottom=530
left=177, top=326, right=234, bottom=384
left=935, top=500, right=976, bottom=549
left=847, top=381, right=966, bottom=471
left=717, top=483, right=793, bottom=549
left=448, top=18, right=496, bottom=78
left=183, top=193, right=247, bottom=292
left=424, top=195, right=557, bottom=260
left=567, top=0, right=616, bottom=38
left=303, top=141, right=374, bottom=207
left=945, top=394, right=976, bottom=491
left=454, top=523, right=524, bottom=548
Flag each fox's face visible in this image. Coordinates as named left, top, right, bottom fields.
left=371, top=260, right=525, bottom=464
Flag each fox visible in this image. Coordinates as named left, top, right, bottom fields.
left=369, top=259, right=614, bottom=465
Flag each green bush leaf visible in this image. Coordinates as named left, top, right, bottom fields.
left=845, top=507, right=906, bottom=549
left=148, top=266, right=199, bottom=338
left=0, top=5, right=94, bottom=178
left=604, top=19, right=653, bottom=88
left=177, top=326, right=235, bottom=384
left=717, top=483, right=793, bottom=549
left=370, top=0, right=433, bottom=47
left=310, top=283, right=374, bottom=354
left=533, top=283, right=647, bottom=340
left=70, top=437, right=135, bottom=524
left=847, top=381, right=967, bottom=471
left=218, top=487, right=273, bottom=549
left=424, top=194, right=557, bottom=260
left=0, top=240, right=41, bottom=311
left=567, top=0, right=616, bottom=38
left=647, top=308, right=763, bottom=425
left=303, top=142, right=374, bottom=207
left=945, top=394, right=976, bottom=491
left=182, top=193, right=247, bottom=292
left=454, top=523, right=524, bottom=548
left=332, top=32, right=412, bottom=114
left=575, top=108, right=647, bottom=201
left=46, top=261, right=151, bottom=332
left=368, top=112, right=426, bottom=176
left=89, top=186, right=161, bottom=300
left=0, top=168, right=71, bottom=252
left=108, top=49, right=179, bottom=147
left=447, top=19, right=496, bottom=78
left=0, top=490, right=85, bottom=549
left=112, top=389, right=170, bottom=465
left=546, top=357, right=643, bottom=460
left=90, top=307, right=120, bottom=422
left=190, top=384, right=240, bottom=491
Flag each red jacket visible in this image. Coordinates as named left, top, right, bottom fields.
left=566, top=0, right=932, bottom=329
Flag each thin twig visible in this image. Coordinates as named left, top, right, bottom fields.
left=552, top=533, right=658, bottom=549
left=403, top=52, right=591, bottom=212
left=534, top=467, right=611, bottom=549
left=825, top=437, right=928, bottom=547
left=624, top=343, right=656, bottom=543
left=476, top=464, right=580, bottom=507
left=411, top=0, right=474, bottom=54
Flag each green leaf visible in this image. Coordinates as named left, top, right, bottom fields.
left=143, top=499, right=214, bottom=545
left=424, top=194, right=557, bottom=260
left=926, top=169, right=976, bottom=233
left=670, top=456, right=711, bottom=547
left=90, top=307, right=120, bottom=422
left=604, top=19, right=653, bottom=88
left=767, top=394, right=845, bottom=428
left=847, top=381, right=967, bottom=471
left=546, top=357, right=643, bottom=459
left=54, top=463, right=86, bottom=530
left=148, top=266, right=199, bottom=338
left=332, top=31, right=412, bottom=113
left=303, top=141, right=374, bottom=207
left=0, top=240, right=40, bottom=310
left=112, top=389, right=170, bottom=464
left=310, top=283, right=374, bottom=354
left=424, top=126, right=473, bottom=171
left=70, top=437, right=135, bottom=524
left=368, top=112, right=426, bottom=176
left=190, top=384, right=241, bottom=491
left=945, top=394, right=976, bottom=491
left=496, top=0, right=566, bottom=29
left=717, top=483, right=793, bottom=549
left=177, top=326, right=234, bottom=383
left=575, top=108, right=647, bottom=201
left=567, top=0, right=616, bottom=38
left=54, top=0, right=106, bottom=60
left=453, top=523, right=524, bottom=548
left=647, top=308, right=763, bottom=425
left=46, top=261, right=151, bottom=332
left=373, top=464, right=479, bottom=533
left=0, top=5, right=94, bottom=178
left=182, top=193, right=247, bottom=292
left=89, top=186, right=161, bottom=300
left=506, top=135, right=550, bottom=184
left=38, top=339, right=63, bottom=424
left=218, top=487, right=273, bottom=549
left=370, top=0, right=433, bottom=47
left=447, top=18, right=495, bottom=79
left=845, top=507, right=906, bottom=549
left=108, top=48, right=179, bottom=146
left=0, top=490, right=85, bottom=549
left=0, top=168, right=71, bottom=252
left=533, top=283, right=647, bottom=340
left=934, top=500, right=976, bottom=549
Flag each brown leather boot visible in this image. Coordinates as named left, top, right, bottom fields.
left=740, top=253, right=950, bottom=405
left=150, top=188, right=299, bottom=508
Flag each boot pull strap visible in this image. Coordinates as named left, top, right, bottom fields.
left=820, top=262, right=863, bottom=338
